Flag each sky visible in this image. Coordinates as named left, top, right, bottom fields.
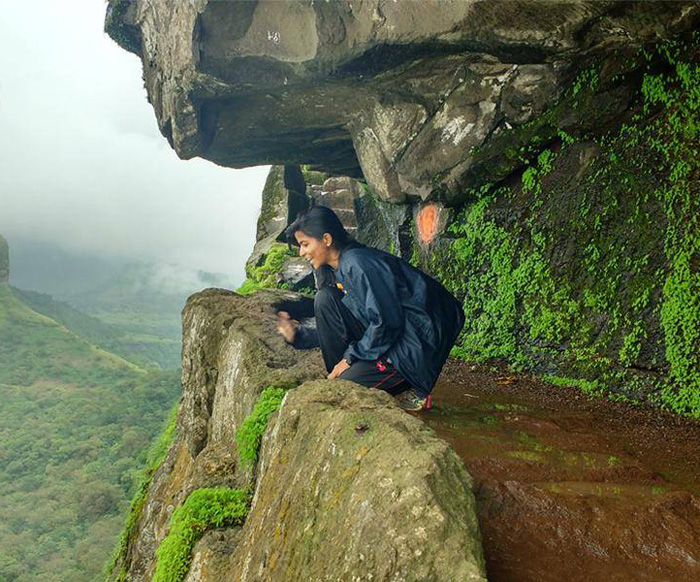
left=0, top=0, right=270, bottom=282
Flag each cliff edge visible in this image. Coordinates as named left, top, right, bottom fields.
left=107, top=289, right=486, bottom=581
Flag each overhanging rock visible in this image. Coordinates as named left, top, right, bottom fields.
left=106, top=0, right=698, bottom=203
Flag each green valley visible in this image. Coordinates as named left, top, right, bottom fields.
left=0, top=282, right=181, bottom=581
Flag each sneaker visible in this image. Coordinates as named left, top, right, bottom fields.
left=394, top=388, right=432, bottom=411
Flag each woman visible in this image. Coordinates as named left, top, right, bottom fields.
left=276, top=206, right=464, bottom=411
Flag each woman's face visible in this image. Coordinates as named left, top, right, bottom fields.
left=295, top=230, right=333, bottom=269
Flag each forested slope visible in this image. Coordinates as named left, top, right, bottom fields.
left=0, top=284, right=180, bottom=581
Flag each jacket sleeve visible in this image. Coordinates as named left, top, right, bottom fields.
left=342, top=257, right=404, bottom=363
left=292, top=322, right=320, bottom=350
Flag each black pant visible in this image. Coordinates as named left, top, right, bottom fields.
left=314, top=286, right=409, bottom=395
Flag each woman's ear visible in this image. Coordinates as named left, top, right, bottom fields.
left=323, top=233, right=334, bottom=248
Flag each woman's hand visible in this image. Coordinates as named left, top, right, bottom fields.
left=276, top=311, right=299, bottom=343
left=328, top=358, right=351, bottom=379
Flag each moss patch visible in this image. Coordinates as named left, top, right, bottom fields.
left=236, top=384, right=288, bottom=469
left=428, top=34, right=699, bottom=417
left=238, top=244, right=296, bottom=294
left=301, top=165, right=328, bottom=186
left=152, top=487, right=250, bottom=582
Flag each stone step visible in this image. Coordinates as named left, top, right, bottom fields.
left=315, top=189, right=357, bottom=209
left=322, top=176, right=360, bottom=193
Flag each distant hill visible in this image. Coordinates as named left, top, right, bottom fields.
left=0, top=283, right=180, bottom=581
left=8, top=238, right=238, bottom=369
left=11, top=286, right=180, bottom=370
left=0, top=283, right=142, bottom=386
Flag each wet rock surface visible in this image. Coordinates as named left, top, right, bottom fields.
left=426, top=359, right=700, bottom=582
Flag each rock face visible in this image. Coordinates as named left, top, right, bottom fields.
left=251, top=169, right=413, bottom=289
left=109, top=289, right=486, bottom=580
left=106, top=0, right=698, bottom=203
left=0, top=235, right=8, bottom=284
left=106, top=1, right=700, bottom=412
left=108, top=289, right=324, bottom=580
left=255, top=166, right=307, bottom=244
left=245, top=165, right=308, bottom=276
left=229, top=381, right=486, bottom=581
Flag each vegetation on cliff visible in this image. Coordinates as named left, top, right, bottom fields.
left=106, top=403, right=179, bottom=580
left=427, top=35, right=699, bottom=416
left=236, top=383, right=287, bottom=468
left=146, top=382, right=292, bottom=582
left=153, top=487, right=250, bottom=582
left=237, top=243, right=297, bottom=294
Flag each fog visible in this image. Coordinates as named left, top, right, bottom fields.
left=0, top=0, right=269, bottom=281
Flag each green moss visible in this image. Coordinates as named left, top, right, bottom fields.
left=152, top=487, right=250, bottom=582
left=301, top=166, right=328, bottom=186
left=106, top=402, right=179, bottom=580
left=543, top=375, right=601, bottom=396
left=571, top=65, right=599, bottom=100
left=237, top=244, right=295, bottom=295
left=145, top=382, right=295, bottom=581
left=462, top=62, right=604, bottom=190
left=236, top=383, right=288, bottom=469
left=434, top=35, right=700, bottom=417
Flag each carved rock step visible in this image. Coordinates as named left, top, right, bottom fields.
left=322, top=176, right=364, bottom=195
left=315, top=188, right=358, bottom=209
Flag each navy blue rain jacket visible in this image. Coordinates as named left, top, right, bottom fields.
left=334, top=246, right=464, bottom=396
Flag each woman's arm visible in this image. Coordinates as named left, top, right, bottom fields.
left=276, top=311, right=320, bottom=349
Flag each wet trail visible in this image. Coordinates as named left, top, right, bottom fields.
left=424, top=360, right=700, bottom=582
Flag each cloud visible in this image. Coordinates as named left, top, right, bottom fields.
left=0, top=0, right=269, bottom=281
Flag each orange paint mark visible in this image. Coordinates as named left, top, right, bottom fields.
left=417, top=204, right=439, bottom=244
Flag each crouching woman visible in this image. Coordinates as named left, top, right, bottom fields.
left=276, top=206, right=464, bottom=411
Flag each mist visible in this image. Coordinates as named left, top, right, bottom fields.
left=0, top=0, right=269, bottom=281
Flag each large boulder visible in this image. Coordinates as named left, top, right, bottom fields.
left=228, top=380, right=487, bottom=581
left=106, top=0, right=699, bottom=203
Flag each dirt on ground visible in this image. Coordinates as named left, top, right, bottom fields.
left=422, top=359, right=700, bottom=582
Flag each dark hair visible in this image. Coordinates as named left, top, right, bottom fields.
left=285, top=205, right=353, bottom=250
